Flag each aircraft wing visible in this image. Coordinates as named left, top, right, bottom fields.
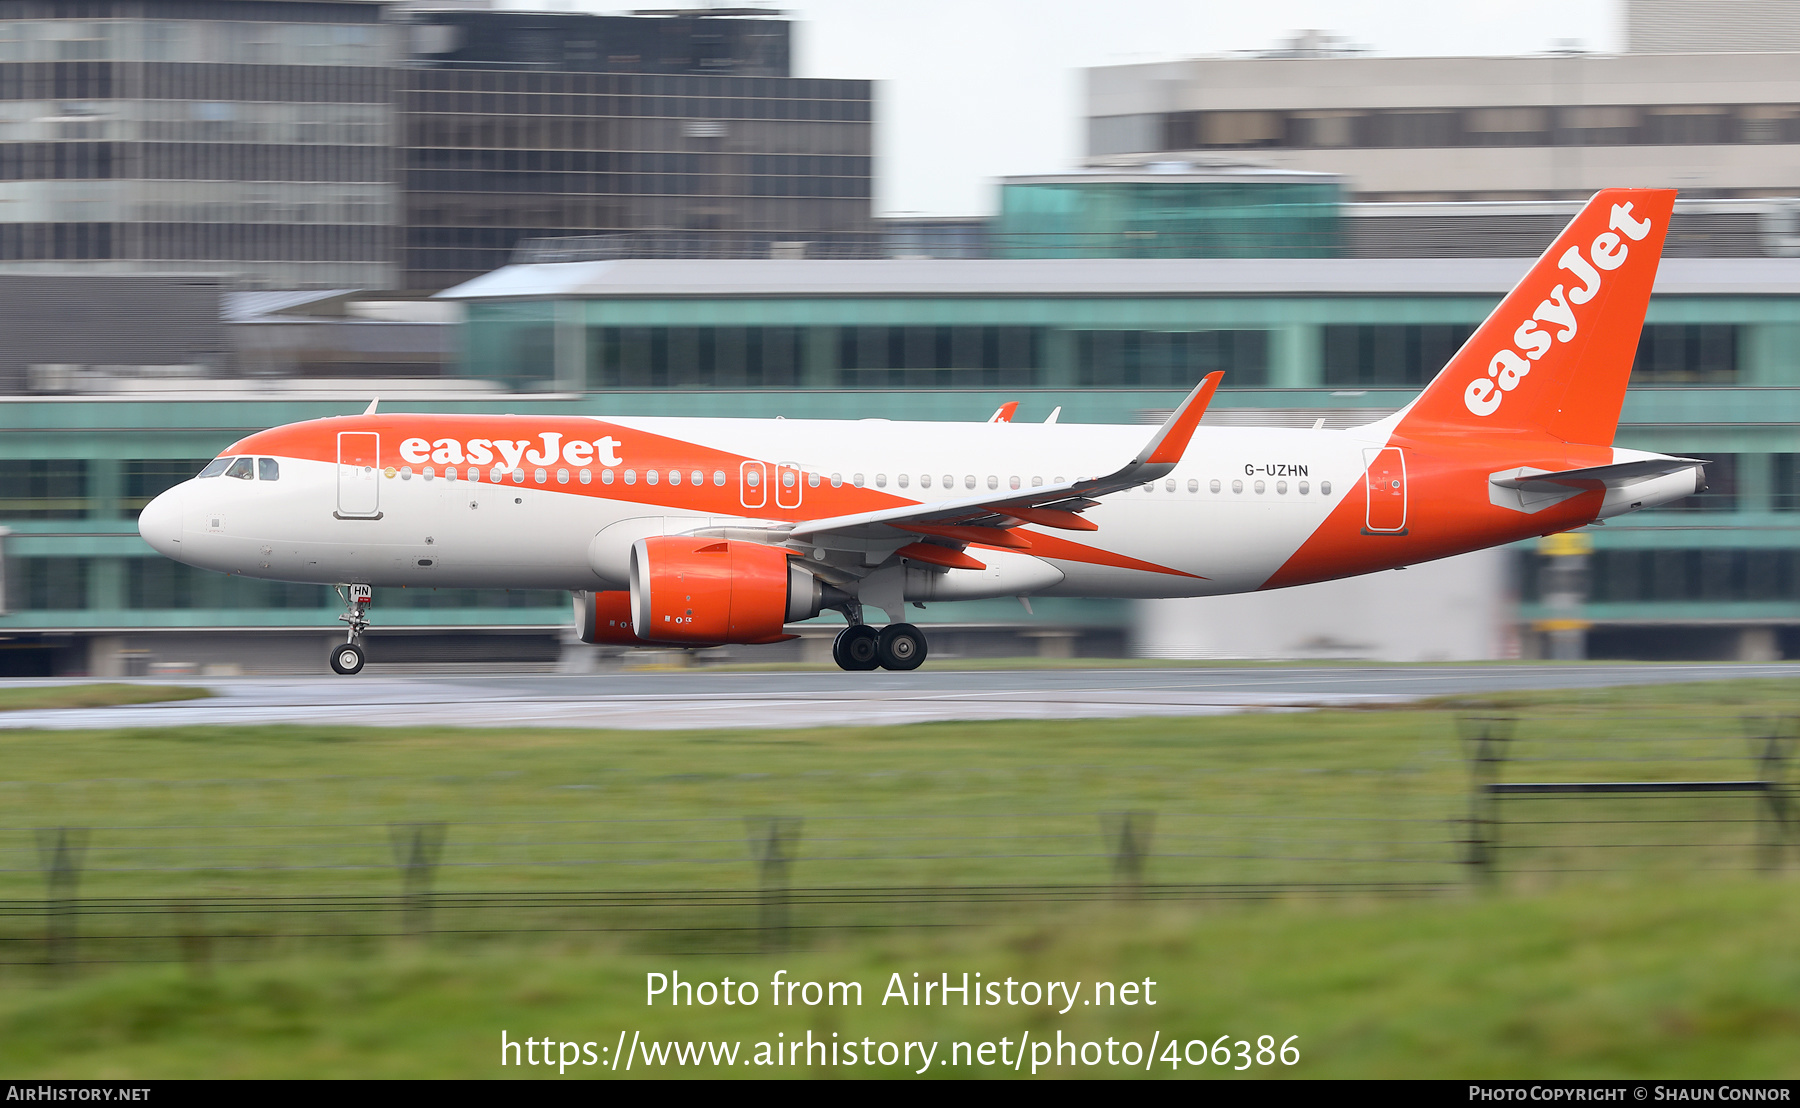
left=781, top=371, right=1222, bottom=549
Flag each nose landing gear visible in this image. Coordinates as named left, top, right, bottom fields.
left=831, top=622, right=927, bottom=672
left=329, top=584, right=372, bottom=675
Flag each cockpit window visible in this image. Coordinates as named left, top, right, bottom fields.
left=225, top=457, right=255, bottom=480
left=197, top=457, right=231, bottom=478
left=258, top=457, right=280, bottom=481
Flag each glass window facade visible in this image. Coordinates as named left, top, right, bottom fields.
left=1157, top=104, right=1800, bottom=152
left=0, top=458, right=88, bottom=518
left=8, top=555, right=89, bottom=611
left=1631, top=324, right=1738, bottom=384
left=837, top=325, right=1039, bottom=389
left=1322, top=324, right=1475, bottom=387
left=0, top=2, right=400, bottom=288
left=401, top=67, right=875, bottom=291
left=995, top=178, right=1342, bottom=259
left=1527, top=548, right=1800, bottom=604
left=1074, top=330, right=1267, bottom=388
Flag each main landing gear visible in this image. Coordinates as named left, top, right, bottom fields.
left=832, top=622, right=927, bottom=672
left=329, top=583, right=372, bottom=676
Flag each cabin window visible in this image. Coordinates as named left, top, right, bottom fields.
left=198, top=457, right=231, bottom=479
left=258, top=458, right=280, bottom=481
left=225, top=457, right=254, bottom=481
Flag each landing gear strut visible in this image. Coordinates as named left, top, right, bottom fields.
left=831, top=622, right=927, bottom=672
left=330, top=584, right=371, bottom=675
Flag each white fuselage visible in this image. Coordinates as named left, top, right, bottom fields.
left=142, top=415, right=1375, bottom=603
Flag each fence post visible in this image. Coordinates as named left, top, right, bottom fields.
left=389, top=822, right=447, bottom=938
left=172, top=899, right=212, bottom=976
left=1101, top=811, right=1155, bottom=897
left=1457, top=715, right=1514, bottom=883
left=35, top=827, right=88, bottom=974
left=1747, top=716, right=1796, bottom=872
left=746, top=817, right=801, bottom=950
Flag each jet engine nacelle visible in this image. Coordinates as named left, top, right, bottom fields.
left=628, top=536, right=825, bottom=645
left=572, top=589, right=646, bottom=645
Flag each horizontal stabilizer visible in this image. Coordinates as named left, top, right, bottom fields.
left=1491, top=457, right=1707, bottom=490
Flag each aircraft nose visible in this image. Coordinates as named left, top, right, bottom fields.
left=138, top=487, right=185, bottom=558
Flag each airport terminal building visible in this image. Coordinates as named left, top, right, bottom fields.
left=6, top=244, right=1800, bottom=674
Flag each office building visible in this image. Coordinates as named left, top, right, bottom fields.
left=398, top=7, right=876, bottom=291
left=1084, top=44, right=1800, bottom=202
left=0, top=0, right=401, bottom=289
left=0, top=4, right=875, bottom=295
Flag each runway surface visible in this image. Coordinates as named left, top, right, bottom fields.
left=4, top=662, right=1796, bottom=730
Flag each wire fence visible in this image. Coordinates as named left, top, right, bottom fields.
left=1, top=714, right=1793, bottom=968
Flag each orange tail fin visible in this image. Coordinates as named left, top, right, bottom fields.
left=1398, top=188, right=1675, bottom=446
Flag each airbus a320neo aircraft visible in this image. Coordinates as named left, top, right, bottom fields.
left=140, top=188, right=1702, bottom=676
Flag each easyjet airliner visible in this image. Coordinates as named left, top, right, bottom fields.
left=139, top=188, right=1702, bottom=675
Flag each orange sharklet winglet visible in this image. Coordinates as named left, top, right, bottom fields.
left=897, top=542, right=987, bottom=571
left=1139, top=371, right=1223, bottom=467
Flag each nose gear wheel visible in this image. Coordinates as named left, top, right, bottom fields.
left=329, top=642, right=366, bottom=675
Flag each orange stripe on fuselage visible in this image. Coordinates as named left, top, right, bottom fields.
left=228, top=414, right=918, bottom=522
left=231, top=414, right=1206, bottom=580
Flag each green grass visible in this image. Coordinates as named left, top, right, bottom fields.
left=0, top=684, right=212, bottom=712
left=0, top=678, right=1796, bottom=1077
left=1, top=877, right=1796, bottom=1078
left=0, top=679, right=1790, bottom=901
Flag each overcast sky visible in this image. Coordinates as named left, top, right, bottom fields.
left=506, top=1, right=1621, bottom=216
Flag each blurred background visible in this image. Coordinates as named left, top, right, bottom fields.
left=3, top=0, right=1800, bottom=675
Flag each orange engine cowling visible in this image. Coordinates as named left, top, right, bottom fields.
left=629, top=537, right=824, bottom=645
left=572, top=589, right=646, bottom=645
